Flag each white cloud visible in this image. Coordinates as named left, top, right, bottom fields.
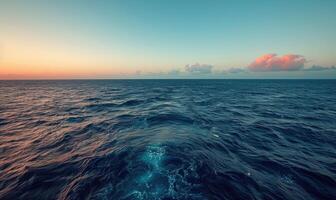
left=185, top=63, right=213, bottom=74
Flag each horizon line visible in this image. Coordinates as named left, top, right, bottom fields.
left=1, top=78, right=336, bottom=81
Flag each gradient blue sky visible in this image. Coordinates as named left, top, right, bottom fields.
left=0, top=0, right=335, bottom=79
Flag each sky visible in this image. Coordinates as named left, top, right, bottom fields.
left=0, top=0, right=335, bottom=79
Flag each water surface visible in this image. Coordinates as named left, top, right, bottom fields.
left=0, top=80, right=335, bottom=200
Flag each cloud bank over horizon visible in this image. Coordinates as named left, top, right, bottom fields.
left=142, top=54, right=335, bottom=76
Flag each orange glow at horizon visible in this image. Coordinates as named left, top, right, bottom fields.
left=0, top=34, right=137, bottom=79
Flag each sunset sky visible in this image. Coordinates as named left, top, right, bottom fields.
left=1, top=0, right=336, bottom=79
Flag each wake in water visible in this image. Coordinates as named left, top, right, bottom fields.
left=0, top=80, right=336, bottom=200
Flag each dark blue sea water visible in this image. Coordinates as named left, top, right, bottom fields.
left=0, top=80, right=336, bottom=200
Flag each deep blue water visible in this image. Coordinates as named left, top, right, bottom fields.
left=0, top=80, right=336, bottom=200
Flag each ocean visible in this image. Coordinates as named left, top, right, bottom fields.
left=0, top=80, right=335, bottom=200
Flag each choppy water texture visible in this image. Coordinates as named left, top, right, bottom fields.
left=0, top=80, right=336, bottom=200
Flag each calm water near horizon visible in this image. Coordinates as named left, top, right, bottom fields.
left=0, top=80, right=335, bottom=200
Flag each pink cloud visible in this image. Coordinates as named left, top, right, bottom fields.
left=249, top=54, right=306, bottom=71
